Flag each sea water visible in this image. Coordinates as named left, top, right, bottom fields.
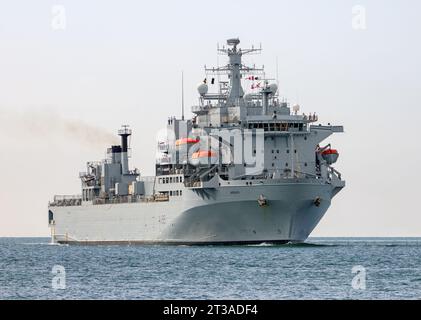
left=0, top=237, right=420, bottom=299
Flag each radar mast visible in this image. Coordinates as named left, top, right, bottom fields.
left=204, top=38, right=264, bottom=105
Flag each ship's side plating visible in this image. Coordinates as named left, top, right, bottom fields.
left=48, top=38, right=345, bottom=245
left=50, top=180, right=338, bottom=244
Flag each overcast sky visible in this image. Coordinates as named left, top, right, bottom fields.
left=0, top=0, right=420, bottom=237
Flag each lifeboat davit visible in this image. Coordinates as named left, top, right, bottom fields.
left=321, top=149, right=339, bottom=165
left=190, top=150, right=218, bottom=166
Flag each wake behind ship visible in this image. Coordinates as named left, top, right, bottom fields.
left=48, top=38, right=345, bottom=245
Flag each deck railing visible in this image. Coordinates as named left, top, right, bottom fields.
left=49, top=195, right=82, bottom=207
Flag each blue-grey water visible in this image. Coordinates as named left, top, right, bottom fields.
left=0, top=237, right=420, bottom=299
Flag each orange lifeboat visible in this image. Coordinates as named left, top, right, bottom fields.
left=175, top=137, right=200, bottom=147
left=321, top=149, right=339, bottom=164
left=191, top=150, right=217, bottom=159
left=190, top=150, right=218, bottom=166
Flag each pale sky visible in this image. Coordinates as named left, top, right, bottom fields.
left=0, top=0, right=420, bottom=237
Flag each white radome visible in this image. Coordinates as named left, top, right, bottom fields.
left=268, top=83, right=278, bottom=94
left=293, top=104, right=300, bottom=113
left=197, top=83, right=208, bottom=96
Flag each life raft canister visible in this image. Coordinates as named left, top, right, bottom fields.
left=321, top=149, right=339, bottom=165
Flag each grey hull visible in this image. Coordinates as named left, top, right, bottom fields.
left=57, top=240, right=290, bottom=245
left=51, top=182, right=335, bottom=245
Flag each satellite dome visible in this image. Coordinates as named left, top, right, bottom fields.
left=268, top=83, right=278, bottom=94
left=197, top=83, right=208, bottom=96
left=292, top=104, right=300, bottom=113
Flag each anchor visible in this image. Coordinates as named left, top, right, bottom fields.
left=314, top=197, right=322, bottom=207
left=258, top=194, right=268, bottom=207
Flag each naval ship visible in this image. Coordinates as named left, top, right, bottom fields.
left=48, top=38, right=345, bottom=245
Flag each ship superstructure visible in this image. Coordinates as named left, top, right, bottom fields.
left=48, top=38, right=345, bottom=245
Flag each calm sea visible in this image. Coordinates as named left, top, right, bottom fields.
left=0, top=237, right=420, bottom=299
